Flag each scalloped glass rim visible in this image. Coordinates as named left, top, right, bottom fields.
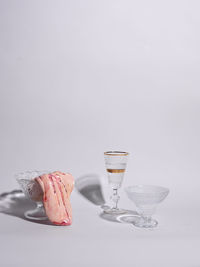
left=125, top=185, right=169, bottom=196
left=15, top=170, right=50, bottom=181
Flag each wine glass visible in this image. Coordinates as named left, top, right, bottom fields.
left=125, top=185, right=169, bottom=228
left=16, top=170, right=48, bottom=220
left=104, top=151, right=129, bottom=214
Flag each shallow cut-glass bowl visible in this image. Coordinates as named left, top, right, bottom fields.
left=16, top=170, right=49, bottom=220
left=125, top=185, right=169, bottom=228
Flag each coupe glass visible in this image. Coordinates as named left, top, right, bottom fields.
left=104, top=151, right=129, bottom=214
left=16, top=170, right=48, bottom=220
left=125, top=185, right=169, bottom=228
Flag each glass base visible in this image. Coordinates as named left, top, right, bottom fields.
left=103, top=208, right=126, bottom=215
left=24, top=206, right=47, bottom=221
left=116, top=213, right=140, bottom=224
left=133, top=217, right=158, bottom=228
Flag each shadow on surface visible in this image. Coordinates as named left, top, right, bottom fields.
left=0, top=190, right=53, bottom=225
left=75, top=174, right=106, bottom=207
left=100, top=210, right=139, bottom=224
left=76, top=174, right=139, bottom=224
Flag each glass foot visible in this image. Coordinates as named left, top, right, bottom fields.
left=133, top=217, right=158, bottom=228
left=103, top=208, right=126, bottom=215
left=24, top=207, right=47, bottom=221
left=117, top=213, right=139, bottom=224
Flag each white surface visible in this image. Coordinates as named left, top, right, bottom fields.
left=0, top=0, right=200, bottom=266
left=0, top=189, right=200, bottom=267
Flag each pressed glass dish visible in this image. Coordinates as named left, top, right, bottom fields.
left=15, top=170, right=48, bottom=220
left=125, top=185, right=169, bottom=228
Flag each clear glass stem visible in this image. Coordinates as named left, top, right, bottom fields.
left=37, top=202, right=44, bottom=209
left=36, top=202, right=46, bottom=214
left=24, top=202, right=47, bottom=221
left=111, top=188, right=120, bottom=210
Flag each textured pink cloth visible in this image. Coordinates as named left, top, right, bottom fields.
left=35, top=171, right=74, bottom=225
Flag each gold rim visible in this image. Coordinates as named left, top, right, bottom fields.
left=104, top=151, right=129, bottom=156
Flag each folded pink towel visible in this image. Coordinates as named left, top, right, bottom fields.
left=35, top=171, right=74, bottom=225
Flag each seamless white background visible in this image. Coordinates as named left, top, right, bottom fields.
left=0, top=1, right=200, bottom=266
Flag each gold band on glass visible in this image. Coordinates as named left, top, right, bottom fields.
left=104, top=151, right=129, bottom=156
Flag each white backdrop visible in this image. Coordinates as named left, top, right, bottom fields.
left=0, top=1, right=200, bottom=266
left=1, top=0, right=200, bottom=199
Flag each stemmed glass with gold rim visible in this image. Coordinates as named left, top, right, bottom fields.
left=104, top=151, right=129, bottom=214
